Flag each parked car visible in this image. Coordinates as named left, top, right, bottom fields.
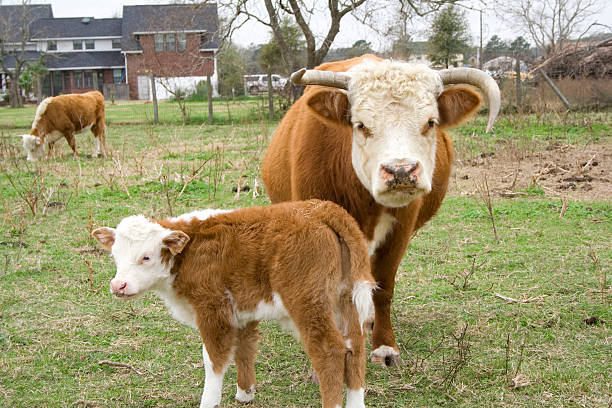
left=243, top=74, right=288, bottom=95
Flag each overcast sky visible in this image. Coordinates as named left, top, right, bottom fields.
left=4, top=0, right=611, bottom=49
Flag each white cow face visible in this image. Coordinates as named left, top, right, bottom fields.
left=22, top=134, right=44, bottom=162
left=92, top=216, right=189, bottom=298
left=347, top=61, right=443, bottom=208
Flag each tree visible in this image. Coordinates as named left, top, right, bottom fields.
left=508, top=36, right=531, bottom=58
left=426, top=5, right=471, bottom=68
left=495, top=0, right=603, bottom=57
left=0, top=1, right=50, bottom=107
left=483, top=35, right=508, bottom=61
left=345, top=40, right=374, bottom=59
left=217, top=42, right=246, bottom=97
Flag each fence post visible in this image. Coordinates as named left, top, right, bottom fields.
left=149, top=71, right=159, bottom=124
left=207, top=74, right=213, bottom=123
left=540, top=71, right=571, bottom=110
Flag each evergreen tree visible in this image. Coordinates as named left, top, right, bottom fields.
left=426, top=6, right=471, bottom=68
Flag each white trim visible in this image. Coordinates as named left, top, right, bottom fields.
left=33, top=36, right=121, bottom=41
left=199, top=48, right=218, bottom=52
left=44, top=49, right=122, bottom=53
left=47, top=66, right=124, bottom=71
left=124, top=53, right=129, bottom=84
left=133, top=29, right=207, bottom=35
left=122, top=50, right=143, bottom=54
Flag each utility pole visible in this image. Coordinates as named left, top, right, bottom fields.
left=479, top=10, right=483, bottom=70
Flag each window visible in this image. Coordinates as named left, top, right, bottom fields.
left=177, top=32, right=186, bottom=52
left=84, top=71, right=93, bottom=87
left=85, top=39, right=95, bottom=50
left=112, top=38, right=121, bottom=49
left=113, top=69, right=124, bottom=84
left=154, top=34, right=164, bottom=52
left=64, top=72, right=71, bottom=90
left=73, top=40, right=83, bottom=50
left=47, top=41, right=57, bottom=51
left=74, top=71, right=83, bottom=87
left=165, top=33, right=176, bottom=52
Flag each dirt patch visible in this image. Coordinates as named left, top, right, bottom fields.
left=450, top=142, right=611, bottom=201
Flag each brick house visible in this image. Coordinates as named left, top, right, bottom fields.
left=0, top=3, right=219, bottom=100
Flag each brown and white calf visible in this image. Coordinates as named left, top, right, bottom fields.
left=93, top=200, right=375, bottom=408
left=262, top=55, right=500, bottom=366
left=21, top=91, right=107, bottom=161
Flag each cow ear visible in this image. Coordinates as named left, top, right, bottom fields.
left=162, top=230, right=190, bottom=255
left=437, top=85, right=482, bottom=129
left=92, top=227, right=116, bottom=251
left=306, top=88, right=351, bottom=125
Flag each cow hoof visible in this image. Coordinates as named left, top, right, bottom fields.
left=310, top=370, right=319, bottom=384
left=235, top=385, right=255, bottom=403
left=370, top=345, right=402, bottom=367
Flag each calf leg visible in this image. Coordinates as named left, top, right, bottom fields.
left=292, top=309, right=345, bottom=408
left=233, top=321, right=259, bottom=404
left=198, top=308, right=236, bottom=408
left=341, top=294, right=366, bottom=408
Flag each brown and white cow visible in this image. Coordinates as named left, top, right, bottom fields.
left=21, top=91, right=107, bottom=161
left=262, top=55, right=500, bottom=366
left=93, top=200, right=375, bottom=408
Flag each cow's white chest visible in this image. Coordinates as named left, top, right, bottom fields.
left=368, top=213, right=397, bottom=256
left=155, top=284, right=198, bottom=330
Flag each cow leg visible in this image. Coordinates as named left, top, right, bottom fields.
left=233, top=321, right=258, bottom=404
left=92, top=121, right=107, bottom=158
left=46, top=141, right=55, bottom=159
left=291, top=306, right=345, bottom=408
left=369, top=216, right=415, bottom=367
left=65, top=133, right=79, bottom=158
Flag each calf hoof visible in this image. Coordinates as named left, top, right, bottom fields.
left=235, top=385, right=255, bottom=403
left=370, top=345, right=402, bottom=367
left=310, top=370, right=319, bottom=384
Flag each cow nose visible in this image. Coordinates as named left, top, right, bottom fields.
left=381, top=161, right=421, bottom=187
left=110, top=279, right=127, bottom=294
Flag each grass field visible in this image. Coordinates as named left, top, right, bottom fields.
left=0, top=99, right=610, bottom=407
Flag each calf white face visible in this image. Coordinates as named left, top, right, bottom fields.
left=92, top=215, right=189, bottom=299
left=22, top=134, right=44, bottom=162
left=347, top=61, right=443, bottom=208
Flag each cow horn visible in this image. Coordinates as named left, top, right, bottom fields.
left=290, top=68, right=350, bottom=90
left=438, top=68, right=501, bottom=132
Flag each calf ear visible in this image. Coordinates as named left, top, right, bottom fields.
left=306, top=88, right=351, bottom=125
left=162, top=231, right=190, bottom=255
left=437, top=85, right=482, bottom=129
left=92, top=227, right=116, bottom=251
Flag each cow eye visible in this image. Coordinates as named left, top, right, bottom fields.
left=355, top=122, right=365, bottom=130
left=428, top=119, right=435, bottom=128
left=142, top=256, right=150, bottom=262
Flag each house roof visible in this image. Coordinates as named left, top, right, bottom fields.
left=0, top=4, right=53, bottom=43
left=31, top=17, right=122, bottom=40
left=43, top=51, right=125, bottom=70
left=121, top=3, right=219, bottom=52
left=0, top=51, right=42, bottom=70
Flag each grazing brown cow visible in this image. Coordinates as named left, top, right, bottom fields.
left=21, top=91, right=107, bottom=161
left=262, top=55, right=500, bottom=366
left=93, top=200, right=375, bottom=408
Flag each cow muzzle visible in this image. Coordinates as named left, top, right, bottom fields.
left=380, top=160, right=422, bottom=190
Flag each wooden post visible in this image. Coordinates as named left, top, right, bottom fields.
left=92, top=70, right=99, bottom=92
left=540, top=71, right=571, bottom=110
left=207, top=74, right=213, bottom=123
left=267, top=72, right=274, bottom=120
left=149, top=71, right=158, bottom=124
left=515, top=57, right=522, bottom=108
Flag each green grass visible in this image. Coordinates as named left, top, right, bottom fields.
left=0, top=106, right=610, bottom=407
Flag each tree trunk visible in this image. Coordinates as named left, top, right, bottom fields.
left=515, top=57, right=522, bottom=108
left=207, top=74, right=213, bottom=123
left=267, top=73, right=274, bottom=120
left=9, top=75, right=23, bottom=108
left=149, top=72, right=159, bottom=124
